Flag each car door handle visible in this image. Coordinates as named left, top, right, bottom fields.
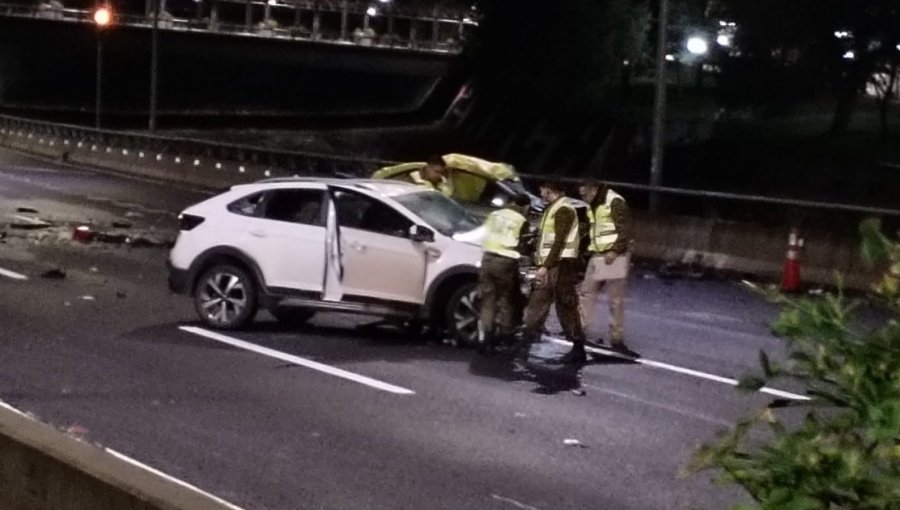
left=426, top=248, right=441, bottom=258
left=250, top=230, right=267, bottom=238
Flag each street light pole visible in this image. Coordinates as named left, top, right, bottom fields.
left=649, top=0, right=669, bottom=214
left=93, top=6, right=111, bottom=129
left=149, top=0, right=160, bottom=132
left=96, top=32, right=103, bottom=129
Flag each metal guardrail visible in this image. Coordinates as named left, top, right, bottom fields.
left=0, top=1, right=467, bottom=54
left=0, top=114, right=392, bottom=177
left=516, top=175, right=900, bottom=218
left=2, top=113, right=899, bottom=221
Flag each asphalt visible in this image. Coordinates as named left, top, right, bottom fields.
left=0, top=147, right=820, bottom=509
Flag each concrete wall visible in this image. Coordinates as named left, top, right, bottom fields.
left=0, top=404, right=238, bottom=510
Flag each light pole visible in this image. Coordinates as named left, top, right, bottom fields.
left=649, top=0, right=668, bottom=213
left=149, top=0, right=161, bottom=132
left=93, top=5, right=112, bottom=129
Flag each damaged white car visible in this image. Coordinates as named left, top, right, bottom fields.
left=167, top=178, right=487, bottom=344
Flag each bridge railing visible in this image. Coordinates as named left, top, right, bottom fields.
left=0, top=0, right=472, bottom=53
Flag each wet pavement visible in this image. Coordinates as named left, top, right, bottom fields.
left=0, top=147, right=849, bottom=509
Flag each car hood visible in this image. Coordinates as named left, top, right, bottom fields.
left=452, top=225, right=485, bottom=247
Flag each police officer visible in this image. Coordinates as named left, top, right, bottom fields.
left=578, top=180, right=636, bottom=357
left=478, top=193, right=532, bottom=355
left=410, top=155, right=453, bottom=197
left=521, top=180, right=588, bottom=364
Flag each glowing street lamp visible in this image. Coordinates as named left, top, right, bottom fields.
left=93, top=6, right=112, bottom=26
left=366, top=6, right=377, bottom=16
left=717, top=34, right=731, bottom=47
left=687, top=36, right=709, bottom=56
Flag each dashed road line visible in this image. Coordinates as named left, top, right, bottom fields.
left=180, top=326, right=415, bottom=396
left=547, top=338, right=809, bottom=401
left=0, top=266, right=28, bottom=280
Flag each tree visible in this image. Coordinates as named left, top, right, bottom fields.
left=470, top=0, right=651, bottom=111
left=689, top=219, right=900, bottom=509
left=717, top=0, right=900, bottom=136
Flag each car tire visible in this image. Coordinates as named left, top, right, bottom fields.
left=445, top=282, right=480, bottom=348
left=270, top=306, right=316, bottom=327
left=193, top=264, right=258, bottom=330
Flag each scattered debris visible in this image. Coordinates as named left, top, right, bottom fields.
left=808, top=288, right=825, bottom=296
left=128, top=236, right=166, bottom=248
left=0, top=231, right=6, bottom=242
left=311, top=432, right=321, bottom=438
left=81, top=295, right=96, bottom=301
left=124, top=211, right=144, bottom=219
left=72, top=225, right=95, bottom=243
left=571, top=389, right=586, bottom=396
left=89, top=266, right=99, bottom=273
left=10, top=222, right=50, bottom=230
left=563, top=438, right=587, bottom=448
left=112, top=221, right=132, bottom=229
left=95, top=232, right=128, bottom=244
left=65, top=424, right=89, bottom=440
left=116, top=291, right=127, bottom=299
left=64, top=301, right=72, bottom=307
left=16, top=207, right=39, bottom=214
left=41, top=268, right=66, bottom=279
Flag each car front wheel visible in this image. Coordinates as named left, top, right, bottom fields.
left=193, top=264, right=258, bottom=330
left=445, top=282, right=480, bottom=348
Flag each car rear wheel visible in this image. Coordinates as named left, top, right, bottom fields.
left=445, top=282, right=480, bottom=348
left=193, top=264, right=258, bottom=330
left=270, top=306, right=316, bottom=327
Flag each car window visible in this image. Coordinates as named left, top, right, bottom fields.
left=262, top=189, right=325, bottom=226
left=394, top=191, right=480, bottom=236
left=333, top=189, right=412, bottom=238
left=227, top=192, right=266, bottom=217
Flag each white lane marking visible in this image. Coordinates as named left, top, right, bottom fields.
left=0, top=266, right=28, bottom=280
left=492, top=494, right=541, bottom=510
left=584, top=385, right=732, bottom=427
left=180, top=326, right=415, bottom=396
left=105, top=448, right=247, bottom=510
left=547, top=338, right=810, bottom=401
left=0, top=398, right=245, bottom=510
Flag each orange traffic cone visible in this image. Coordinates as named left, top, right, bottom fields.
left=781, top=227, right=803, bottom=292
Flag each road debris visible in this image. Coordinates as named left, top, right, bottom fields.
left=16, top=207, right=39, bottom=214
left=81, top=295, right=96, bottom=301
left=116, top=291, right=127, bottom=299
left=112, top=221, right=133, bottom=229
left=41, top=268, right=66, bottom=279
left=571, top=389, right=586, bottom=396
left=89, top=266, right=99, bottom=273
left=563, top=438, right=587, bottom=448
left=72, top=225, right=95, bottom=243
left=125, top=211, right=144, bottom=219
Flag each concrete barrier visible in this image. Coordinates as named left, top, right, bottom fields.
left=0, top=403, right=240, bottom=510
left=633, top=212, right=879, bottom=290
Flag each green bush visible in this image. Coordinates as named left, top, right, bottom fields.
left=689, top=219, right=900, bottom=509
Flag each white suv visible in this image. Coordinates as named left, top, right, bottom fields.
left=168, top=178, right=487, bottom=343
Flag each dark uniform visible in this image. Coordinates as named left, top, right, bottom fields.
left=479, top=205, right=530, bottom=354
left=522, top=196, right=587, bottom=360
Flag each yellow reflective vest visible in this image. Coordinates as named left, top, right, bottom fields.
left=588, top=189, right=625, bottom=253
left=537, top=199, right=578, bottom=265
left=482, top=208, right=528, bottom=259
left=410, top=170, right=453, bottom=197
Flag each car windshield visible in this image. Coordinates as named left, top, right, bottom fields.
left=394, top=191, right=481, bottom=237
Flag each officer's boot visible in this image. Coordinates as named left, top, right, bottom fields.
left=559, top=340, right=587, bottom=364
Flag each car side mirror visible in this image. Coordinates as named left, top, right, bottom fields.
left=409, top=225, right=435, bottom=243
